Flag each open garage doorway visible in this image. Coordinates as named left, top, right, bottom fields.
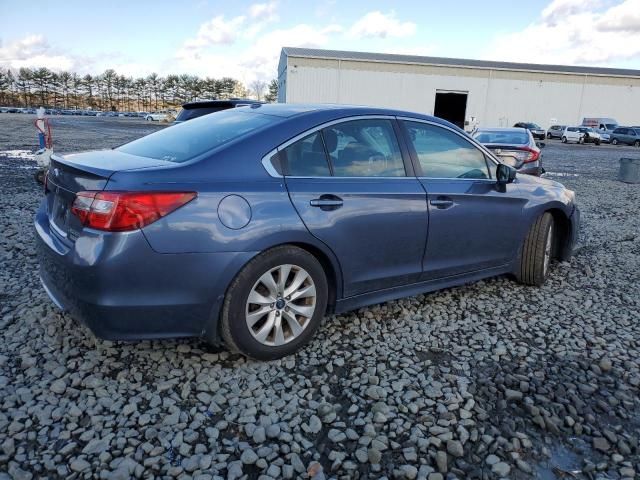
left=434, top=91, right=467, bottom=129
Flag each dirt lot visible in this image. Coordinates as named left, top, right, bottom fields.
left=0, top=113, right=639, bottom=480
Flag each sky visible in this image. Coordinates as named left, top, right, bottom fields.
left=1, top=0, right=640, bottom=85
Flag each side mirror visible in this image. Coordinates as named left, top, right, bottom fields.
left=496, top=163, right=517, bottom=186
left=536, top=141, right=546, bottom=148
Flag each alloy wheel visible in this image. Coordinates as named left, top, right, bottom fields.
left=245, top=264, right=316, bottom=346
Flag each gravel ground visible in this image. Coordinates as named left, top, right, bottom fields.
left=0, top=114, right=639, bottom=480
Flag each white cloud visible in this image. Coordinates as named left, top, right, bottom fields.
left=348, top=11, right=416, bottom=39
left=0, top=35, right=88, bottom=72
left=249, top=1, right=278, bottom=20
left=181, top=15, right=246, bottom=50
left=173, top=22, right=341, bottom=84
left=484, top=0, right=640, bottom=65
left=597, top=0, right=640, bottom=32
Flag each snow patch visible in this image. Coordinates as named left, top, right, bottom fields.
left=0, top=149, right=35, bottom=160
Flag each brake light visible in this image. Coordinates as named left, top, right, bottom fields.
left=44, top=171, right=49, bottom=193
left=521, top=147, right=540, bottom=164
left=71, top=191, right=196, bottom=232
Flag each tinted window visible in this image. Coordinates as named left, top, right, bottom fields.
left=322, top=119, right=405, bottom=177
left=614, top=128, right=625, bottom=134
left=473, top=130, right=529, bottom=145
left=175, top=106, right=229, bottom=122
left=282, top=132, right=331, bottom=176
left=404, top=121, right=489, bottom=179
left=118, top=110, right=276, bottom=163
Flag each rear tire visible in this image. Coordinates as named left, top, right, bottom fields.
left=517, top=212, right=555, bottom=287
left=578, top=136, right=584, bottom=144
left=634, top=140, right=640, bottom=147
left=220, top=245, right=328, bottom=360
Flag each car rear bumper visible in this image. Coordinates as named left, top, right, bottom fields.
left=35, top=203, right=255, bottom=342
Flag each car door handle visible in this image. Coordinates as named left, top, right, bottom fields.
left=310, top=195, right=343, bottom=209
left=430, top=198, right=454, bottom=209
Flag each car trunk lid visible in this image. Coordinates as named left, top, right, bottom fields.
left=45, top=150, right=173, bottom=241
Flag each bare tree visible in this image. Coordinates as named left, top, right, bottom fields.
left=249, top=79, right=267, bottom=101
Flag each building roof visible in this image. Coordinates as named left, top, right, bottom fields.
left=281, top=47, right=640, bottom=78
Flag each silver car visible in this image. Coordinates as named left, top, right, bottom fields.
left=473, top=127, right=544, bottom=176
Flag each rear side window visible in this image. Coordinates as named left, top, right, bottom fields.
left=404, top=121, right=490, bottom=179
left=117, top=110, right=276, bottom=163
left=281, top=132, right=331, bottom=176
left=322, top=119, right=405, bottom=177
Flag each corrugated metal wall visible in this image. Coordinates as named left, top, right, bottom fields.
left=283, top=56, right=640, bottom=128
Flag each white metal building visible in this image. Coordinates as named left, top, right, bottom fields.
left=278, top=47, right=640, bottom=130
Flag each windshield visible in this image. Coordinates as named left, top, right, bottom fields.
left=605, top=124, right=617, bottom=130
left=473, top=130, right=529, bottom=145
left=175, top=106, right=229, bottom=122
left=118, top=110, right=277, bottom=163
left=525, top=123, right=541, bottom=129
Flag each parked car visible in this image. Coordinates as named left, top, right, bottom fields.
left=145, top=111, right=172, bottom=122
left=513, top=122, right=546, bottom=140
left=577, top=127, right=601, bottom=145
left=546, top=125, right=566, bottom=139
left=174, top=99, right=264, bottom=124
left=561, top=126, right=599, bottom=144
left=472, top=127, right=544, bottom=176
left=36, top=104, right=580, bottom=359
left=610, top=127, right=640, bottom=146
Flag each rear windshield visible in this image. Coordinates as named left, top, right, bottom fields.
left=118, top=110, right=276, bottom=163
left=473, top=130, right=529, bottom=145
left=175, top=106, right=229, bottom=122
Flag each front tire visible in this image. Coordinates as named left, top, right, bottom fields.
left=634, top=140, right=640, bottom=147
left=517, top=212, right=555, bottom=287
left=612, top=138, right=618, bottom=145
left=561, top=136, right=567, bottom=143
left=578, top=136, right=584, bottom=144
left=547, top=133, right=552, bottom=139
left=220, top=246, right=328, bottom=360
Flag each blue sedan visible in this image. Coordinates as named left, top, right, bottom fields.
left=35, top=104, right=580, bottom=359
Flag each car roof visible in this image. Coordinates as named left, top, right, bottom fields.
left=236, top=103, right=460, bottom=128
left=182, top=99, right=263, bottom=109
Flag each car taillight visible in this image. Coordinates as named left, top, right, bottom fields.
left=44, top=171, right=49, bottom=193
left=71, top=191, right=196, bottom=232
left=521, top=147, right=540, bottom=164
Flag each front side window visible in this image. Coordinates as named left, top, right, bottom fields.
left=281, top=132, right=331, bottom=176
left=322, top=119, right=405, bottom=177
left=403, top=121, right=490, bottom=179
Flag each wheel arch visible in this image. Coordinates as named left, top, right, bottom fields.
left=288, top=241, right=341, bottom=314
left=546, top=207, right=572, bottom=261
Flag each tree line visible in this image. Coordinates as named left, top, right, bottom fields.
left=0, top=67, right=278, bottom=111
